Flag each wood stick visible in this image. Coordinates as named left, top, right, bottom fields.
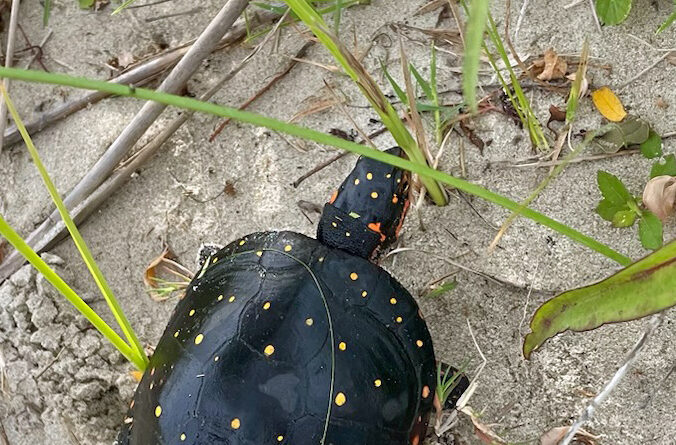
left=0, top=0, right=21, bottom=152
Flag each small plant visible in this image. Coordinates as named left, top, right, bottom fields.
left=595, top=170, right=663, bottom=250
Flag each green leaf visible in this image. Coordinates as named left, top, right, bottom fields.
left=424, top=280, right=458, bottom=298
left=523, top=239, right=676, bottom=359
left=612, top=209, right=636, bottom=227
left=597, top=170, right=633, bottom=205
left=380, top=60, right=408, bottom=106
left=651, top=154, right=676, bottom=178
left=462, top=0, right=491, bottom=113
left=640, top=130, right=662, bottom=159
left=596, top=198, right=627, bottom=221
left=639, top=211, right=663, bottom=250
left=656, top=8, right=676, bottom=33
left=79, top=0, right=95, bottom=8
left=409, top=64, right=433, bottom=101
left=595, top=0, right=632, bottom=25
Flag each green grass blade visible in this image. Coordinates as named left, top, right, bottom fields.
left=112, top=0, right=138, bottom=15
left=462, top=0, right=490, bottom=113
left=0, top=85, right=149, bottom=368
left=429, top=44, right=442, bottom=145
left=0, top=66, right=631, bottom=265
left=380, top=61, right=408, bottom=105
left=0, top=215, right=144, bottom=369
left=524, top=239, right=676, bottom=358
left=43, top=0, right=52, bottom=26
left=409, top=64, right=433, bottom=100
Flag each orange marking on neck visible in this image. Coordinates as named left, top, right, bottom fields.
left=368, top=222, right=387, bottom=241
left=392, top=194, right=398, bottom=204
left=328, top=189, right=338, bottom=204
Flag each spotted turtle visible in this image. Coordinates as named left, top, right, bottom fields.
left=118, top=147, right=437, bottom=444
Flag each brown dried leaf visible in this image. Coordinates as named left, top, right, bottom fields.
left=144, top=247, right=192, bottom=301
left=537, top=49, right=568, bottom=81
left=143, top=246, right=172, bottom=290
left=289, top=94, right=344, bottom=123
left=470, top=415, right=507, bottom=445
left=643, top=175, right=676, bottom=221
left=414, top=0, right=447, bottom=15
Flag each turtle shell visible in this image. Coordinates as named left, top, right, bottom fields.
left=118, top=231, right=436, bottom=445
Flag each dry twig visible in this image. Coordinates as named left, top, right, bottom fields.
left=561, top=315, right=663, bottom=445
left=0, top=0, right=21, bottom=152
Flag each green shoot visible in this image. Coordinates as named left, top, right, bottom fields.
left=0, top=85, right=149, bottom=369
left=0, top=216, right=144, bottom=369
left=0, top=66, right=632, bottom=265
left=483, top=12, right=549, bottom=151
left=436, top=360, right=470, bottom=408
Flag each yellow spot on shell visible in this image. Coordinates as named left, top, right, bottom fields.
left=195, top=334, right=204, bottom=345
left=350, top=272, right=358, bottom=280
left=180, top=433, right=186, bottom=441
left=189, top=309, right=195, bottom=316
left=371, top=191, right=378, bottom=199
left=256, top=251, right=263, bottom=257
left=416, top=340, right=424, bottom=347
left=335, top=392, right=346, bottom=406
left=231, top=418, right=241, bottom=429
left=214, top=356, right=220, bottom=362
left=218, top=295, right=224, bottom=301
left=305, top=318, right=314, bottom=326
left=386, top=173, right=392, bottom=178
left=264, top=345, right=275, bottom=356
left=332, top=222, right=338, bottom=228
left=390, top=297, right=397, bottom=305
left=318, top=257, right=324, bottom=262
left=374, top=379, right=382, bottom=387
left=366, top=172, right=373, bottom=180
left=396, top=316, right=403, bottom=323
left=361, top=290, right=367, bottom=298
left=239, top=240, right=246, bottom=246
left=173, top=330, right=179, bottom=338
left=277, top=436, right=284, bottom=442
left=263, top=301, right=271, bottom=310
left=284, top=245, right=292, bottom=252
left=345, top=232, right=350, bottom=237
left=338, top=342, right=346, bottom=351
left=354, top=178, right=360, bottom=185
left=212, top=257, right=218, bottom=264
left=154, top=405, right=162, bottom=417
left=228, top=295, right=236, bottom=303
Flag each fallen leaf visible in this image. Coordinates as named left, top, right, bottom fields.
left=547, top=104, right=566, bottom=130
left=566, top=72, right=589, bottom=99
left=536, top=49, right=568, bottom=81
left=591, top=86, right=627, bottom=122
left=540, top=426, right=598, bottom=445
left=593, top=115, right=650, bottom=153
left=656, top=96, right=669, bottom=109
left=643, top=175, right=676, bottom=221
left=144, top=247, right=192, bottom=301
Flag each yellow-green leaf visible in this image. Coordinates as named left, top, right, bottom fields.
left=591, top=86, right=627, bottom=122
left=523, top=239, right=676, bottom=359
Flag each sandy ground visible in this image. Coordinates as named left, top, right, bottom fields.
left=0, top=0, right=675, bottom=444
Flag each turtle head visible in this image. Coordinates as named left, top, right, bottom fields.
left=317, top=147, right=410, bottom=261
